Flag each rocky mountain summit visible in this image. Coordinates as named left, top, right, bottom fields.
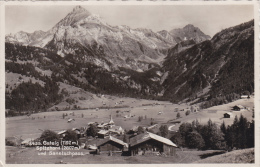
left=6, top=6, right=211, bottom=71
left=5, top=6, right=254, bottom=112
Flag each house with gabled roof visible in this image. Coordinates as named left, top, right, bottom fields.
left=109, top=125, right=124, bottom=135
left=232, top=105, right=244, bottom=111
left=96, top=136, right=128, bottom=154
left=129, top=132, right=177, bottom=156
left=224, top=112, right=233, bottom=118
left=241, top=95, right=250, bottom=99
left=97, top=130, right=110, bottom=138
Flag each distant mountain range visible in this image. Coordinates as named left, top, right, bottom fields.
left=6, top=6, right=210, bottom=71
left=5, top=6, right=254, bottom=112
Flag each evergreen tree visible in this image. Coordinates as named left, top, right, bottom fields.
left=137, top=126, right=145, bottom=134
left=40, top=130, right=59, bottom=143
left=86, top=124, right=98, bottom=137
left=176, top=112, right=181, bottom=119
left=159, top=125, right=168, bottom=137
left=186, top=131, right=205, bottom=149
left=63, top=129, right=78, bottom=142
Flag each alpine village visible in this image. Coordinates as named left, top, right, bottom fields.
left=5, top=6, right=255, bottom=164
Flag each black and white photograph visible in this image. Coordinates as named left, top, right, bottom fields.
left=2, top=1, right=258, bottom=165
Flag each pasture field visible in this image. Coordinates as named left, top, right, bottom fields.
left=6, top=96, right=254, bottom=139
left=194, top=148, right=254, bottom=163
left=5, top=95, right=254, bottom=164
left=6, top=96, right=178, bottom=139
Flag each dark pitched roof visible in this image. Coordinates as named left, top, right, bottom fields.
left=97, top=136, right=128, bottom=147
left=130, top=132, right=177, bottom=147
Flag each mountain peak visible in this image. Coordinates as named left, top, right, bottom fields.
left=53, top=6, right=91, bottom=28
left=72, top=6, right=87, bottom=13
left=184, top=24, right=196, bottom=29
left=169, top=24, right=211, bottom=43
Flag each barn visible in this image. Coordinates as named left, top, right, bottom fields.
left=109, top=126, right=124, bottom=135
left=232, top=105, right=244, bottom=111
left=6, top=137, right=23, bottom=146
left=224, top=112, right=232, bottom=118
left=96, top=136, right=128, bottom=154
left=97, top=130, right=109, bottom=138
left=129, top=132, right=177, bottom=156
left=241, top=95, right=250, bottom=99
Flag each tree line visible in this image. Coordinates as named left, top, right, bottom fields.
left=6, top=78, right=62, bottom=116
left=170, top=114, right=254, bottom=150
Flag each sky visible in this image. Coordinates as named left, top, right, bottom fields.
left=5, top=5, right=254, bottom=37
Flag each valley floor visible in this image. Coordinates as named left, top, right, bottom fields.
left=5, top=96, right=255, bottom=164
left=6, top=96, right=254, bottom=139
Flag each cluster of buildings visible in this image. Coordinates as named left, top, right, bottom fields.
left=93, top=131, right=177, bottom=156
left=223, top=105, right=251, bottom=118
left=95, top=115, right=125, bottom=138
left=6, top=115, right=178, bottom=157
left=86, top=115, right=178, bottom=156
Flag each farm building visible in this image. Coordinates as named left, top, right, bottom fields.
left=67, top=118, right=75, bottom=123
left=147, top=124, right=158, bottom=131
left=96, top=136, right=128, bottom=154
left=98, top=130, right=110, bottom=138
left=6, top=137, right=23, bottom=146
left=21, top=138, right=35, bottom=146
left=72, top=128, right=85, bottom=138
left=57, top=130, right=67, bottom=138
left=97, top=123, right=110, bottom=130
left=241, top=95, right=250, bottom=99
left=224, top=112, right=232, bottom=118
left=131, top=126, right=139, bottom=132
left=129, top=132, right=177, bottom=156
left=109, top=126, right=124, bottom=135
left=232, top=105, right=244, bottom=111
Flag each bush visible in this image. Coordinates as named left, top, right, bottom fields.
left=176, top=112, right=181, bottom=119
left=86, top=124, right=98, bottom=137
left=137, top=126, right=145, bottom=134
left=6, top=140, right=16, bottom=146
left=63, top=129, right=78, bottom=142
left=40, top=130, right=59, bottom=142
left=170, top=132, right=184, bottom=147
left=159, top=125, right=168, bottom=137
left=186, top=131, right=205, bottom=149
left=185, top=110, right=191, bottom=116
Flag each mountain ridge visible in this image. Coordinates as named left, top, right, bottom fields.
left=5, top=6, right=211, bottom=71
left=5, top=6, right=254, bottom=112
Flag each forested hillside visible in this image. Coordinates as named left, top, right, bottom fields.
left=5, top=6, right=254, bottom=113
left=5, top=43, right=164, bottom=114
left=161, top=20, right=254, bottom=106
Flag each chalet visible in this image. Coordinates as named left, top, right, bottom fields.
left=130, top=126, right=139, bottom=133
left=232, top=105, right=244, bottom=111
left=6, top=137, right=23, bottom=146
left=72, top=128, right=85, bottom=138
left=88, top=144, right=97, bottom=150
left=57, top=130, right=67, bottom=138
left=21, top=138, right=34, bottom=146
left=129, top=132, right=177, bottom=156
left=241, top=95, right=250, bottom=99
left=97, top=124, right=105, bottom=129
left=224, top=112, right=232, bottom=118
left=96, top=136, right=128, bottom=154
left=67, top=118, right=75, bottom=123
left=109, top=126, right=124, bottom=135
left=147, top=124, right=158, bottom=131
left=98, top=130, right=110, bottom=138
left=88, top=122, right=96, bottom=126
